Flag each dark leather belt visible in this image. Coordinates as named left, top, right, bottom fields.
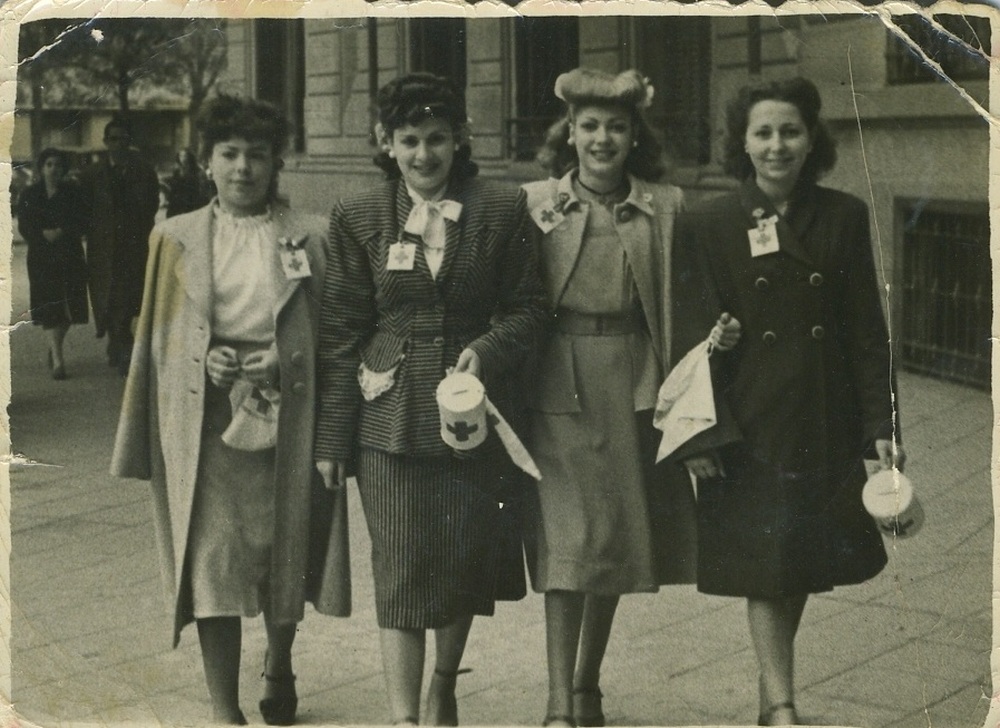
left=552, top=308, right=643, bottom=336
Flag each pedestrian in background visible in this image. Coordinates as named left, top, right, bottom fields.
left=111, top=95, right=351, bottom=726
left=522, top=68, right=739, bottom=728
left=671, top=76, right=905, bottom=726
left=79, top=117, right=160, bottom=375
left=165, top=147, right=211, bottom=218
left=315, top=72, right=546, bottom=726
left=16, top=147, right=88, bottom=380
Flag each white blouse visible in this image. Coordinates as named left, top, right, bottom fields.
left=211, top=205, right=277, bottom=343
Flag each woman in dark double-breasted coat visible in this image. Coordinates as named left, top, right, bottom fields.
left=671, top=77, right=906, bottom=726
left=315, top=73, right=547, bottom=726
left=112, top=96, right=350, bottom=726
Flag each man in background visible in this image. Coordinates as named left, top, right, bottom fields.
left=80, top=117, right=160, bottom=376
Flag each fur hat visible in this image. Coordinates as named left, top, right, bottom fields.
left=554, top=68, right=654, bottom=111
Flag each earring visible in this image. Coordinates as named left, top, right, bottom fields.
left=632, top=140, right=639, bottom=148
left=388, top=150, right=396, bottom=159
left=205, top=168, right=213, bottom=180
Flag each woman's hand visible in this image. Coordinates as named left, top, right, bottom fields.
left=684, top=452, right=726, bottom=480
left=316, top=459, right=347, bottom=491
left=874, top=439, right=906, bottom=472
left=454, top=348, right=482, bottom=378
left=242, top=347, right=280, bottom=389
left=206, top=345, right=240, bottom=389
left=42, top=228, right=63, bottom=243
left=711, top=312, right=742, bottom=352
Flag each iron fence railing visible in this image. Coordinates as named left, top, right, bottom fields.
left=900, top=204, right=991, bottom=389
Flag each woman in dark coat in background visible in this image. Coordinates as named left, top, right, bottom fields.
left=672, top=77, right=906, bottom=726
left=17, top=147, right=88, bottom=379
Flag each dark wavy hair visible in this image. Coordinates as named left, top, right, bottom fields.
left=35, top=147, right=70, bottom=177
left=372, top=73, right=478, bottom=182
left=197, top=94, right=290, bottom=162
left=197, top=94, right=290, bottom=203
left=722, top=76, right=837, bottom=184
left=535, top=106, right=666, bottom=182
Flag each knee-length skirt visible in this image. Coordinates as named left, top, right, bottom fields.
left=187, top=380, right=276, bottom=618
left=527, top=334, right=697, bottom=595
left=357, top=447, right=526, bottom=629
left=26, top=241, right=88, bottom=329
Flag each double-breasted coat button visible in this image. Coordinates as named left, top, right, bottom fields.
left=290, top=351, right=304, bottom=366
left=809, top=272, right=824, bottom=287
left=762, top=331, right=777, bottom=344
left=292, top=381, right=306, bottom=394
left=617, top=208, right=632, bottom=223
left=755, top=276, right=769, bottom=291
left=433, top=336, right=445, bottom=346
left=811, top=325, right=825, bottom=340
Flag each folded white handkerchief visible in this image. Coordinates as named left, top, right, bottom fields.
left=653, top=339, right=716, bottom=462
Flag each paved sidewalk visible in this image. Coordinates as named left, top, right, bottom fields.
left=5, top=240, right=995, bottom=728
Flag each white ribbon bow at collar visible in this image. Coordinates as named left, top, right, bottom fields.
left=404, top=199, right=463, bottom=238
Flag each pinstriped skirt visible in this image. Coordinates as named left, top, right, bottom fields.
left=357, top=447, right=527, bottom=629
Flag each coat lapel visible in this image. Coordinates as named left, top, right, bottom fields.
left=545, top=173, right=587, bottom=306
left=435, top=181, right=464, bottom=286
left=738, top=179, right=815, bottom=267
left=617, top=176, right=663, bottom=363
left=173, top=205, right=214, bottom=327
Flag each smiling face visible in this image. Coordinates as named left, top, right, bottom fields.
left=208, top=137, right=276, bottom=217
left=744, top=99, right=813, bottom=198
left=389, top=118, right=456, bottom=199
left=570, top=105, right=634, bottom=187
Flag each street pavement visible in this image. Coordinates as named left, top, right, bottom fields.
left=4, top=238, right=995, bottom=728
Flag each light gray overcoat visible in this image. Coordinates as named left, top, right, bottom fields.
left=111, top=203, right=351, bottom=646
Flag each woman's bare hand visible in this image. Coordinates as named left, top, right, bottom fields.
left=316, top=459, right=348, bottom=490
left=711, top=312, right=742, bottom=351
left=206, top=345, right=240, bottom=388
left=684, top=453, right=726, bottom=480
left=874, top=439, right=906, bottom=472
left=242, top=348, right=280, bottom=389
left=454, top=348, right=482, bottom=378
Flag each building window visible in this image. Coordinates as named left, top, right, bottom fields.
left=636, top=17, right=712, bottom=166
left=41, top=110, right=84, bottom=148
left=899, top=201, right=990, bottom=388
left=887, top=14, right=990, bottom=85
left=410, top=18, right=467, bottom=90
left=508, top=17, right=579, bottom=161
left=254, top=19, right=305, bottom=153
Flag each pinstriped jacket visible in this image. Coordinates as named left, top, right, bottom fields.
left=315, top=177, right=548, bottom=460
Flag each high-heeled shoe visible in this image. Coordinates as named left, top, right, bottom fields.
left=424, top=667, right=471, bottom=726
left=758, top=701, right=798, bottom=726
left=260, top=651, right=297, bottom=726
left=573, top=687, right=604, bottom=727
left=543, top=715, right=576, bottom=727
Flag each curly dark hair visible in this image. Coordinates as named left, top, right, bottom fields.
left=535, top=106, right=666, bottom=183
left=35, top=147, right=70, bottom=177
left=197, top=94, right=290, bottom=162
left=722, top=76, right=837, bottom=184
left=372, top=73, right=478, bottom=182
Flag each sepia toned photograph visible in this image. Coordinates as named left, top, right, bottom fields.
left=4, top=4, right=994, bottom=728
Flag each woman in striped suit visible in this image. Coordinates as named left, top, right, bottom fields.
left=315, top=73, right=547, bottom=726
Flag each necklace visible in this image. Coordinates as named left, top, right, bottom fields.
left=575, top=176, right=628, bottom=207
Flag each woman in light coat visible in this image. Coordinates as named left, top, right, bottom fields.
left=112, top=95, right=350, bottom=726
